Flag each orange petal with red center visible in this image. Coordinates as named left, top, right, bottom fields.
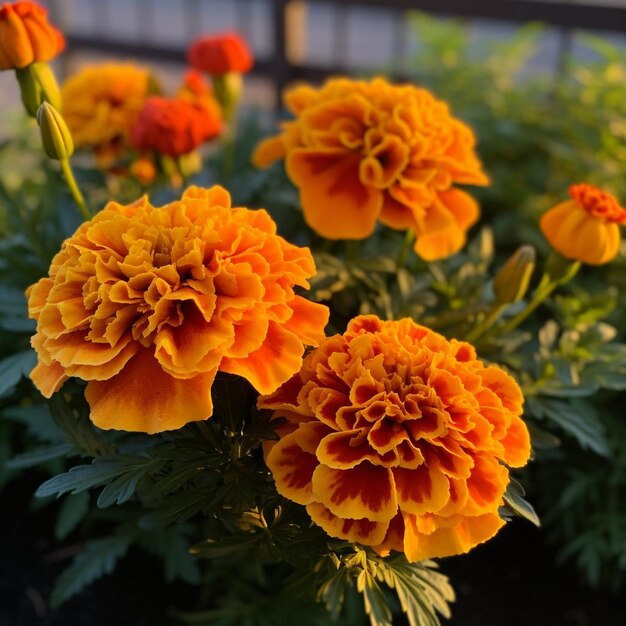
left=220, top=322, right=305, bottom=395
left=372, top=511, right=405, bottom=556
left=306, top=501, right=389, bottom=546
left=393, top=463, right=450, bottom=516
left=286, top=149, right=382, bottom=239
left=464, top=454, right=508, bottom=515
left=316, top=430, right=381, bottom=469
left=266, top=421, right=331, bottom=505
left=403, top=511, right=505, bottom=561
left=307, top=387, right=350, bottom=429
left=500, top=417, right=531, bottom=468
left=312, top=462, right=398, bottom=522
left=85, top=348, right=217, bottom=434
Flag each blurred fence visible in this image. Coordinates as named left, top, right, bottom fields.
left=47, top=0, right=626, bottom=104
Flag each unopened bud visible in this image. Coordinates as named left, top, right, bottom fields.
left=15, top=62, right=61, bottom=117
left=37, top=102, right=74, bottom=161
left=493, top=245, right=536, bottom=304
left=212, top=72, right=243, bottom=123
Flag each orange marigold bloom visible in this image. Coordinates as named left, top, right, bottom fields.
left=252, top=77, right=489, bottom=261
left=61, top=63, right=154, bottom=165
left=259, top=315, right=530, bottom=561
left=188, top=32, right=253, bottom=75
left=0, top=1, right=64, bottom=70
left=26, top=186, right=329, bottom=434
left=132, top=95, right=222, bottom=157
left=540, top=183, right=626, bottom=265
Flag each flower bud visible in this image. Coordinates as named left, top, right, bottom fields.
left=37, top=102, right=74, bottom=161
left=493, top=245, right=536, bottom=304
left=212, top=72, right=243, bottom=123
left=15, top=62, right=61, bottom=117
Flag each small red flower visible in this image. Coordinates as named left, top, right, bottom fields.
left=188, top=32, right=253, bottom=75
left=131, top=96, right=222, bottom=157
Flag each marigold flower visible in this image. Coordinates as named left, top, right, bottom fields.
left=0, top=1, right=64, bottom=70
left=26, top=186, right=329, bottom=434
left=252, top=77, right=488, bottom=261
left=259, top=315, right=530, bottom=561
left=132, top=96, right=222, bottom=157
left=188, top=32, right=253, bottom=75
left=540, top=183, right=626, bottom=265
left=61, top=63, right=154, bottom=165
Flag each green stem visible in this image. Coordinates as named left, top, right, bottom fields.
left=396, top=229, right=415, bottom=270
left=498, top=262, right=580, bottom=335
left=465, top=302, right=508, bottom=343
left=345, top=240, right=361, bottom=265
left=60, top=158, right=90, bottom=221
left=219, top=114, right=238, bottom=183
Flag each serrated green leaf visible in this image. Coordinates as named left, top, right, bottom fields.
left=502, top=478, right=541, bottom=527
left=55, top=491, right=90, bottom=540
left=0, top=349, right=36, bottom=397
left=2, top=403, right=64, bottom=443
left=6, top=442, right=74, bottom=469
left=357, top=569, right=393, bottom=626
left=50, top=534, right=133, bottom=607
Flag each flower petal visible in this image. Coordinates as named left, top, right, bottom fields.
left=312, top=462, right=398, bottom=522
left=85, top=348, right=216, bottom=433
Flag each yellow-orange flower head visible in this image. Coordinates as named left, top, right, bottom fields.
left=61, top=63, right=155, bottom=165
left=259, top=315, right=530, bottom=561
left=0, top=1, right=65, bottom=71
left=252, top=77, right=489, bottom=261
left=540, top=183, right=626, bottom=265
left=26, top=186, right=329, bottom=434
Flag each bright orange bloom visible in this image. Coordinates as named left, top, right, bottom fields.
left=132, top=96, right=222, bottom=157
left=260, top=315, right=530, bottom=561
left=61, top=63, right=154, bottom=166
left=188, top=32, right=253, bottom=75
left=0, top=1, right=64, bottom=70
left=26, top=186, right=329, bottom=434
left=540, top=183, right=626, bottom=265
left=252, top=78, right=488, bottom=261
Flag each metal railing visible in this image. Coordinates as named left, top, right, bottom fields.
left=49, top=0, right=626, bottom=104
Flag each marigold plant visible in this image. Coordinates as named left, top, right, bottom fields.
left=540, top=183, right=626, bottom=265
left=132, top=95, right=222, bottom=157
left=253, top=77, right=489, bottom=261
left=260, top=315, right=530, bottom=561
left=0, top=1, right=64, bottom=70
left=188, top=32, right=253, bottom=75
left=61, top=62, right=155, bottom=166
left=26, top=185, right=329, bottom=433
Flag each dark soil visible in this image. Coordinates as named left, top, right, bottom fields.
left=2, top=477, right=625, bottom=626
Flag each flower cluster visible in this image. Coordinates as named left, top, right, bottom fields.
left=0, top=1, right=64, bottom=70
left=541, top=183, right=626, bottom=265
left=260, top=315, right=530, bottom=561
left=188, top=32, right=253, bottom=75
left=26, top=186, right=329, bottom=433
left=253, top=77, right=489, bottom=261
left=61, top=63, right=155, bottom=166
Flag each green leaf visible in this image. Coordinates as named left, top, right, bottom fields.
left=501, top=478, right=541, bottom=527
left=190, top=534, right=261, bottom=559
left=2, top=403, right=64, bottom=443
left=55, top=491, right=90, bottom=540
left=50, top=533, right=133, bottom=607
left=531, top=397, right=609, bottom=457
left=5, top=442, right=74, bottom=469
left=0, top=349, right=36, bottom=397
left=357, top=569, right=393, bottom=626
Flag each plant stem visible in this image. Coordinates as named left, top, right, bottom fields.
left=396, top=229, right=415, bottom=270
left=345, top=240, right=361, bottom=265
left=465, top=302, right=508, bottom=343
left=60, top=159, right=90, bottom=221
left=498, top=262, right=580, bottom=335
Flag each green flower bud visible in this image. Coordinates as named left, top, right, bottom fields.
left=15, top=62, right=61, bottom=117
left=493, top=245, right=536, bottom=304
left=212, top=72, right=243, bottom=124
left=37, top=102, right=74, bottom=161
